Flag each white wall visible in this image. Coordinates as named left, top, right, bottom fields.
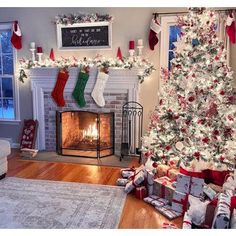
left=0, top=7, right=235, bottom=145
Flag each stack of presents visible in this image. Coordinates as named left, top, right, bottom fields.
left=117, top=161, right=236, bottom=229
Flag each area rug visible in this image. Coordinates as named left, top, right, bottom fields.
left=0, top=177, right=127, bottom=229
left=20, top=151, right=132, bottom=168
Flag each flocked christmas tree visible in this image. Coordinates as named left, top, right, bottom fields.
left=142, top=8, right=236, bottom=171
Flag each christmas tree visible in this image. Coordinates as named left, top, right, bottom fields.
left=142, top=8, right=236, bottom=171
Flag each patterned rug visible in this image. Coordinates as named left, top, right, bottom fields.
left=0, top=177, right=127, bottom=229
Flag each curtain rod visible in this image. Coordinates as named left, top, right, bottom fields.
left=152, top=9, right=233, bottom=17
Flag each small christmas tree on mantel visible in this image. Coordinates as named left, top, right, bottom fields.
left=142, top=8, right=236, bottom=172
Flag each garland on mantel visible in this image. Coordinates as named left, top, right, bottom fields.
left=55, top=13, right=114, bottom=25
left=18, top=55, right=155, bottom=83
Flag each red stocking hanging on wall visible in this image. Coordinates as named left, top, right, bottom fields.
left=51, top=69, right=69, bottom=107
left=226, top=11, right=236, bottom=44
left=149, top=17, right=161, bottom=50
left=11, top=21, right=22, bottom=49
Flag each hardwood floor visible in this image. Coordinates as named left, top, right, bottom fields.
left=6, top=149, right=183, bottom=229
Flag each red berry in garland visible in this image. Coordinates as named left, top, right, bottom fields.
left=152, top=162, right=158, bottom=168
left=219, top=155, right=225, bottom=162
left=188, top=96, right=195, bottom=102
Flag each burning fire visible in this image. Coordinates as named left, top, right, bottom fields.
left=82, top=123, right=98, bottom=140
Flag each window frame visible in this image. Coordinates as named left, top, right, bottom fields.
left=160, top=15, right=180, bottom=70
left=0, top=23, right=20, bottom=123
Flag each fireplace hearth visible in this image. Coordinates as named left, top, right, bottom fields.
left=56, top=111, right=114, bottom=158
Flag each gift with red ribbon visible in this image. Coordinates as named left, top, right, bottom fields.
left=144, top=195, right=169, bottom=207
left=146, top=169, right=155, bottom=195
left=182, top=212, right=192, bottom=229
left=120, top=166, right=136, bottom=178
left=153, top=176, right=176, bottom=203
left=212, top=190, right=233, bottom=229
left=135, top=186, right=147, bottom=200
left=156, top=164, right=179, bottom=181
left=203, top=198, right=218, bottom=228
left=124, top=169, right=145, bottom=193
left=171, top=190, right=189, bottom=214
left=176, top=174, right=204, bottom=198
left=155, top=204, right=182, bottom=220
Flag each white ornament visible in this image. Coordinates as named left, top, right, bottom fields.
left=175, top=141, right=184, bottom=151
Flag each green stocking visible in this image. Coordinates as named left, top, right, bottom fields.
left=72, top=72, right=89, bottom=107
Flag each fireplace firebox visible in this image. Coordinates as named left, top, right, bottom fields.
left=56, top=111, right=114, bottom=158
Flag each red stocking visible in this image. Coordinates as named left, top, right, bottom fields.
left=51, top=69, right=69, bottom=107
left=149, top=18, right=161, bottom=50
left=226, top=12, right=236, bottom=44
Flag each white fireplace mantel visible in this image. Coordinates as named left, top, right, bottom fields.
left=30, top=67, right=143, bottom=150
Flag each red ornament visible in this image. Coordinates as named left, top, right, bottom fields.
left=181, top=128, right=187, bottom=133
left=169, top=160, right=175, bottom=166
left=197, top=119, right=205, bottom=124
left=228, top=96, right=235, bottom=103
left=161, top=155, right=166, bottom=159
left=220, top=90, right=225, bottom=96
left=185, top=120, right=191, bottom=125
left=144, top=151, right=152, bottom=158
left=215, top=56, right=219, bottom=60
left=152, top=162, right=158, bottom=168
left=212, top=130, right=219, bottom=136
left=219, top=156, right=225, bottom=162
left=202, top=137, right=210, bottom=144
left=213, top=79, right=218, bottom=83
left=159, top=99, right=163, bottom=105
left=174, top=115, right=179, bottom=120
left=188, top=96, right=195, bottom=102
left=165, top=145, right=172, bottom=151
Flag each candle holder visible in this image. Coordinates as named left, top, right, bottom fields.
left=30, top=48, right=36, bottom=62
left=129, top=49, right=135, bottom=58
left=37, top=53, right=43, bottom=63
left=137, top=46, right=144, bottom=57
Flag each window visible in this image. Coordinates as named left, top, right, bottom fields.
left=0, top=23, right=19, bottom=121
left=160, top=16, right=182, bottom=70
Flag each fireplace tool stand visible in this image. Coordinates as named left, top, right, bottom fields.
left=120, top=101, right=143, bottom=162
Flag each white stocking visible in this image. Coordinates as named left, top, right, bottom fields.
left=91, top=71, right=109, bottom=107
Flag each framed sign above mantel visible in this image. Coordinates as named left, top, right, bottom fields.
left=56, top=21, right=112, bottom=50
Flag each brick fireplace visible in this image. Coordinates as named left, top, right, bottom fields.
left=30, top=67, right=142, bottom=156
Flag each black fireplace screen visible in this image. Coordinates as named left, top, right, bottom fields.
left=56, top=111, right=114, bottom=158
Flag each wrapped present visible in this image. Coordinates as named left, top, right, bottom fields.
left=116, top=178, right=129, bottom=186
left=143, top=195, right=169, bottom=207
left=146, top=169, right=154, bottom=195
left=171, top=190, right=188, bottom=214
left=153, top=176, right=176, bottom=203
left=207, top=183, right=223, bottom=193
left=182, top=212, right=192, bottom=229
left=223, top=173, right=236, bottom=192
left=162, top=222, right=178, bottom=229
left=155, top=204, right=182, bottom=220
left=203, top=198, right=218, bottom=228
left=176, top=174, right=204, bottom=198
left=135, top=186, right=147, bottom=200
left=203, top=184, right=217, bottom=200
left=120, top=167, right=135, bottom=178
left=124, top=169, right=145, bottom=193
left=187, top=195, right=210, bottom=226
left=230, top=209, right=236, bottom=229
left=156, top=164, right=170, bottom=178
left=166, top=168, right=179, bottom=181
left=212, top=191, right=232, bottom=229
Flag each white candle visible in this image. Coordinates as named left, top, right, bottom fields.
left=30, top=42, right=36, bottom=49
left=137, top=39, right=143, bottom=47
